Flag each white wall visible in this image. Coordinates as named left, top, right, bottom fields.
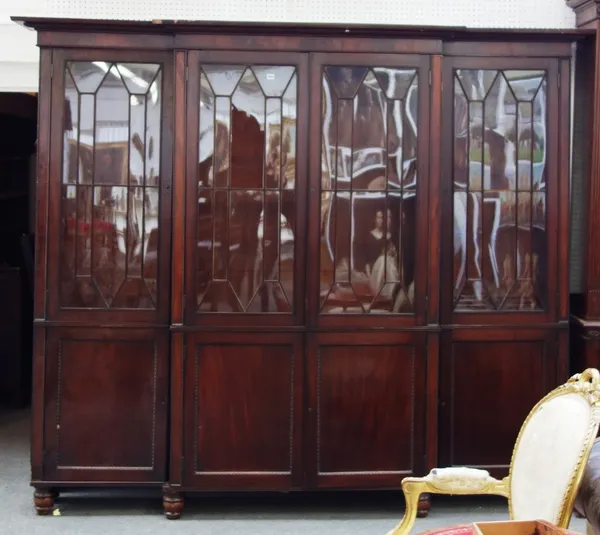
left=43, top=0, right=576, bottom=27
left=2, top=0, right=577, bottom=92
left=0, top=0, right=45, bottom=92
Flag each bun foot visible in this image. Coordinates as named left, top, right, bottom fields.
left=34, top=489, right=55, bottom=515
left=417, top=493, right=431, bottom=518
left=162, top=484, right=184, bottom=519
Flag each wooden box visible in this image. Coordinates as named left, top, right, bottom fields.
left=419, top=520, right=581, bottom=535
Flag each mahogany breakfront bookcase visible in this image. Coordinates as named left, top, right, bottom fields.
left=13, top=16, right=584, bottom=519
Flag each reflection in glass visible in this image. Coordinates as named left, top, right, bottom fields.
left=231, top=69, right=264, bottom=190
left=375, top=68, right=417, bottom=100
left=60, top=61, right=162, bottom=309
left=325, top=66, right=368, bottom=99
left=282, top=74, right=297, bottom=191
left=203, top=65, right=244, bottom=95
left=453, top=69, right=547, bottom=312
left=197, top=65, right=297, bottom=313
left=254, top=66, right=295, bottom=97
left=320, top=67, right=418, bottom=314
left=94, top=67, right=129, bottom=186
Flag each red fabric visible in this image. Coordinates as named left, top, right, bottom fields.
left=66, top=217, right=114, bottom=234
left=416, top=524, right=475, bottom=535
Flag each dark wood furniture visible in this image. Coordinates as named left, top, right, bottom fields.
left=13, top=16, right=580, bottom=518
left=0, top=267, right=31, bottom=407
left=567, top=2, right=600, bottom=382
left=0, top=93, right=37, bottom=407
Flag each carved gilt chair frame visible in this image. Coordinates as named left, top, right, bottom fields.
left=387, top=369, right=600, bottom=535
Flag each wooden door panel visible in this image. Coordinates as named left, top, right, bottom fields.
left=439, top=328, right=557, bottom=476
left=307, top=331, right=427, bottom=488
left=183, top=332, right=303, bottom=489
left=43, top=327, right=168, bottom=482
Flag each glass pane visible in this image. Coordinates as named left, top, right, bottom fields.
left=94, top=65, right=129, bottom=186
left=265, top=98, right=281, bottom=189
left=199, top=73, right=215, bottom=188
left=129, top=94, right=146, bottom=187
left=320, top=66, right=418, bottom=315
left=231, top=68, right=265, bottom=190
left=401, top=76, right=418, bottom=190
left=374, top=68, right=416, bottom=100
left=468, top=101, right=483, bottom=190
left=280, top=188, right=295, bottom=309
left=116, top=63, right=160, bottom=95
left=78, top=95, right=94, bottom=184
left=60, top=187, right=98, bottom=307
left=352, top=71, right=387, bottom=187
left=146, top=72, right=162, bottom=187
left=196, top=63, right=298, bottom=315
left=456, top=70, right=498, bottom=101
left=321, top=76, right=337, bottom=191
left=68, top=61, right=107, bottom=93
left=336, top=99, right=352, bottom=191
left=505, top=70, right=545, bottom=101
left=142, top=188, right=160, bottom=304
left=453, top=69, right=547, bottom=312
left=325, top=66, right=368, bottom=99
left=214, top=97, right=231, bottom=188
left=282, top=73, right=297, bottom=191
left=197, top=190, right=234, bottom=312
left=254, top=66, right=295, bottom=97
left=229, top=190, right=264, bottom=310
left=63, top=70, right=79, bottom=184
left=453, top=191, right=485, bottom=309
left=92, top=186, right=127, bottom=306
left=59, top=61, right=162, bottom=310
left=60, top=185, right=90, bottom=285
left=486, top=191, right=517, bottom=309
left=203, top=65, right=244, bottom=96
left=247, top=191, right=292, bottom=313
left=532, top=192, right=546, bottom=310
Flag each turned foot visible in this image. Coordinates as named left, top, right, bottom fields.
left=162, top=484, right=184, bottom=519
left=417, top=493, right=431, bottom=518
left=34, top=488, right=55, bottom=515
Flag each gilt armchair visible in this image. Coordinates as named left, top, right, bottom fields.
left=388, top=368, right=600, bottom=535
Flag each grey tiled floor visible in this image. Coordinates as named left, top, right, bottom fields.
left=0, top=407, right=588, bottom=535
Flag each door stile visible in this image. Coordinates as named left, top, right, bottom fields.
left=169, top=49, right=187, bottom=488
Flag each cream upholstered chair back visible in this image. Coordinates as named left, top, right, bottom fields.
left=386, top=369, right=600, bottom=535
left=508, top=369, right=600, bottom=527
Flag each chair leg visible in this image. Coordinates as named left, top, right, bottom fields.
left=386, top=480, right=427, bottom=535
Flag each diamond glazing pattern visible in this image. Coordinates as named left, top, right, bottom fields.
left=44, top=0, right=575, bottom=29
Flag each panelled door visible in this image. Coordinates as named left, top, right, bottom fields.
left=42, top=49, right=173, bottom=483
left=180, top=51, right=308, bottom=489
left=438, top=56, right=568, bottom=475
left=178, top=50, right=434, bottom=490
left=304, top=53, right=432, bottom=488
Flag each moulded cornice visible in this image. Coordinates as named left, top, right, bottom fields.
left=566, top=0, right=600, bottom=28
left=10, top=16, right=591, bottom=40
